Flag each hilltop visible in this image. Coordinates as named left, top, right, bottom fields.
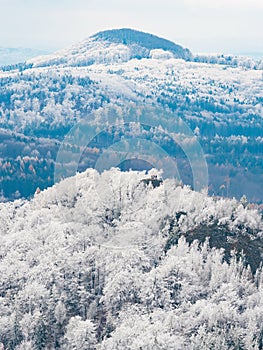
left=28, top=28, right=192, bottom=68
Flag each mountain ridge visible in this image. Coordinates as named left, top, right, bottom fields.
left=0, top=47, right=50, bottom=66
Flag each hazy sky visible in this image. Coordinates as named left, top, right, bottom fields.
left=1, top=0, right=262, bottom=55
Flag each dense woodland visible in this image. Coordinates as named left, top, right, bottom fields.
left=0, top=54, right=262, bottom=202
left=0, top=169, right=263, bottom=349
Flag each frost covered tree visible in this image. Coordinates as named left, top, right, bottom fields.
left=62, top=316, right=96, bottom=350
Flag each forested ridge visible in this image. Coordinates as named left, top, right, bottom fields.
left=0, top=29, right=262, bottom=202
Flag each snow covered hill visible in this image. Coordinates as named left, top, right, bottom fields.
left=0, top=169, right=263, bottom=349
left=28, top=28, right=192, bottom=68
left=0, top=29, right=262, bottom=202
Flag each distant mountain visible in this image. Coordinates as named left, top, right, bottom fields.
left=29, top=28, right=192, bottom=67
left=27, top=29, right=262, bottom=70
left=0, top=29, right=262, bottom=202
left=236, top=52, right=263, bottom=60
left=0, top=47, right=50, bottom=66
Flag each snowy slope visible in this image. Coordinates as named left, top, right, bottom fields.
left=0, top=28, right=262, bottom=202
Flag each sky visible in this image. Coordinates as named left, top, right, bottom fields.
left=0, top=0, right=262, bottom=55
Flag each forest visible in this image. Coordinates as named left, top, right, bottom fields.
left=0, top=59, right=262, bottom=202
left=0, top=169, right=263, bottom=349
